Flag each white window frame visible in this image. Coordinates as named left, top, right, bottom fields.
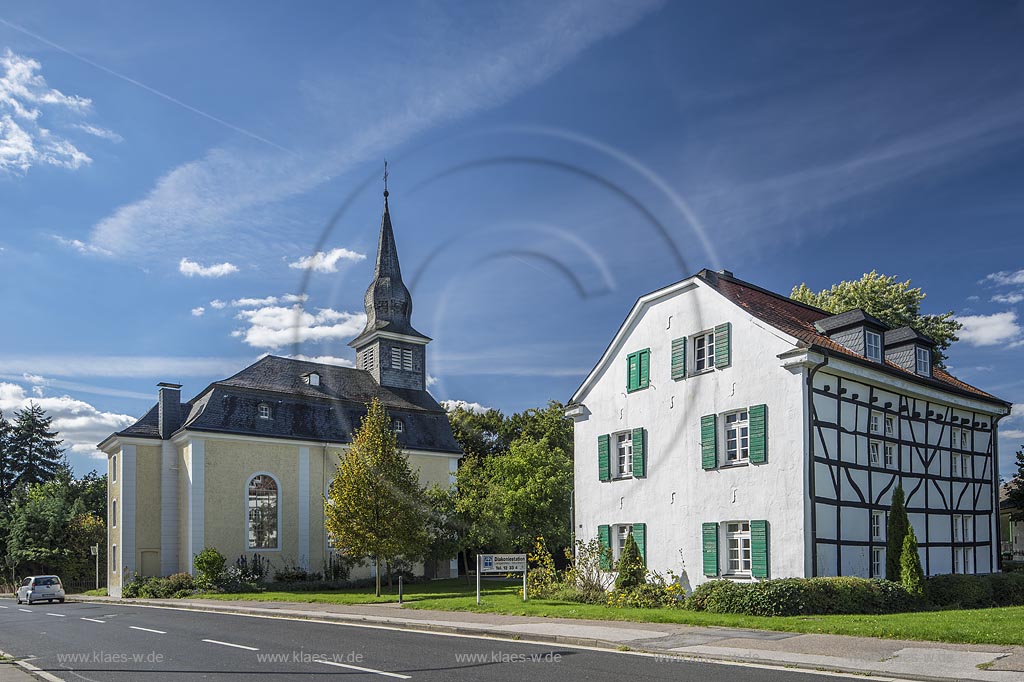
left=951, top=453, right=961, bottom=478
left=306, top=372, right=320, bottom=387
left=963, top=515, right=974, bottom=542
left=871, top=547, right=884, bottom=577
left=258, top=403, right=271, bottom=420
left=915, top=347, right=931, bottom=375
left=953, top=514, right=963, bottom=543
left=724, top=521, right=752, bottom=576
left=694, top=331, right=716, bottom=373
left=871, top=510, right=885, bottom=540
left=869, top=440, right=881, bottom=466
left=865, top=330, right=882, bottom=362
left=724, top=410, right=750, bottom=464
left=615, top=431, right=633, bottom=479
left=869, top=412, right=882, bottom=434
left=394, top=419, right=404, bottom=433
left=246, top=472, right=282, bottom=551
left=884, top=443, right=895, bottom=468
left=885, top=416, right=894, bottom=437
left=614, top=524, right=631, bottom=560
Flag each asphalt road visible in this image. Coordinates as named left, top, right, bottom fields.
left=0, top=598, right=867, bottom=682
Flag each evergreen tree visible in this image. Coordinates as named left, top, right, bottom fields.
left=886, top=485, right=909, bottom=581
left=1005, top=446, right=1024, bottom=522
left=0, top=410, right=13, bottom=502
left=614, top=531, right=645, bottom=590
left=900, top=524, right=925, bottom=597
left=325, top=398, right=428, bottom=596
left=10, top=403, right=65, bottom=489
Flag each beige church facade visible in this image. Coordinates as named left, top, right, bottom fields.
left=100, top=191, right=462, bottom=597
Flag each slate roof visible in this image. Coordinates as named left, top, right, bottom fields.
left=814, top=308, right=888, bottom=333
left=697, top=270, right=1008, bottom=405
left=107, top=356, right=462, bottom=454
left=885, top=326, right=936, bottom=347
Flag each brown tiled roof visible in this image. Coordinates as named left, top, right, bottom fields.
left=698, top=271, right=1007, bottom=405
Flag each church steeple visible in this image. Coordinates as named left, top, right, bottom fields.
left=350, top=168, right=430, bottom=390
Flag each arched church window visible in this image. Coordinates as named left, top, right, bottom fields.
left=247, top=474, right=279, bottom=549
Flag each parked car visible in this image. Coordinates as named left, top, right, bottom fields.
left=16, top=576, right=65, bottom=604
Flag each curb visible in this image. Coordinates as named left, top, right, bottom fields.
left=69, top=597, right=989, bottom=682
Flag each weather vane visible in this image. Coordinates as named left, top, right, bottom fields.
left=383, top=159, right=389, bottom=198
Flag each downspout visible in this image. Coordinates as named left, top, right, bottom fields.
left=806, top=353, right=829, bottom=577
left=992, top=412, right=1008, bottom=573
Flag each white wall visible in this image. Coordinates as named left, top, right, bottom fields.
left=572, top=279, right=808, bottom=588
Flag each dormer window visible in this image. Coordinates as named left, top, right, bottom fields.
left=865, top=330, right=882, bottom=362
left=915, top=347, right=931, bottom=376
left=304, top=372, right=320, bottom=387
left=258, top=403, right=272, bottom=420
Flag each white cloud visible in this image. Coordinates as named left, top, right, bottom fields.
left=955, top=311, right=1022, bottom=347
left=191, top=306, right=205, bottom=317
left=179, top=257, right=239, bottom=278
left=233, top=305, right=366, bottom=350
left=985, top=269, right=1024, bottom=287
left=232, top=295, right=279, bottom=307
left=72, top=123, right=123, bottom=143
left=0, top=355, right=242, bottom=378
left=426, top=373, right=439, bottom=387
left=53, top=235, right=113, bottom=257
left=280, top=354, right=354, bottom=368
left=0, top=49, right=96, bottom=174
left=289, top=248, right=366, bottom=273
left=1008, top=404, right=1024, bottom=423
left=0, top=381, right=135, bottom=460
left=209, top=299, right=227, bottom=309
left=281, top=293, right=309, bottom=304
left=1002, top=429, right=1024, bottom=440
left=441, top=399, right=493, bottom=414
left=992, top=292, right=1024, bottom=305
left=81, top=1, right=662, bottom=259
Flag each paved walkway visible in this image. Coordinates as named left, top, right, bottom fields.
left=75, top=596, right=1024, bottom=681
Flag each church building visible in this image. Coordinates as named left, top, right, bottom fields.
left=99, top=190, right=462, bottom=597
left=568, top=270, right=1011, bottom=586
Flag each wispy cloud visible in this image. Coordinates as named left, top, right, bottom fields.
left=0, top=48, right=97, bottom=174
left=191, top=306, right=205, bottom=317
left=81, top=0, right=664, bottom=260
left=985, top=269, right=1024, bottom=286
left=53, top=235, right=113, bottom=256
left=230, top=294, right=308, bottom=308
left=955, top=311, right=1022, bottom=347
left=289, top=248, right=366, bottom=273
left=0, top=355, right=244, bottom=378
left=179, top=257, right=239, bottom=278
left=72, top=122, right=123, bottom=143
left=233, top=305, right=366, bottom=350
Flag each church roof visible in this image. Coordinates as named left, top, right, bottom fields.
left=109, top=356, right=461, bottom=454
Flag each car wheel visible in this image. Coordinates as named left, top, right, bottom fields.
left=15, top=597, right=20, bottom=604
left=48, top=599, right=54, bottom=604
left=58, top=599, right=65, bottom=604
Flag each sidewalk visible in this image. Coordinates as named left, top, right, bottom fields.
left=75, top=595, right=1024, bottom=681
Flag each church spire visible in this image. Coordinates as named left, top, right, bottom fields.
left=349, top=168, right=429, bottom=350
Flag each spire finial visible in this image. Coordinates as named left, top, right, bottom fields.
left=382, top=159, right=389, bottom=200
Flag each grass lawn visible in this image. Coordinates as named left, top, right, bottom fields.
left=80, top=588, right=107, bottom=597
left=199, top=578, right=1024, bottom=646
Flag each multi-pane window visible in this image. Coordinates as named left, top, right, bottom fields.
left=247, top=474, right=279, bottom=550
left=953, top=515, right=973, bottom=544
left=694, top=332, right=716, bottom=372
left=258, top=403, right=271, bottom=419
left=393, top=419, right=404, bottom=433
left=724, top=410, right=749, bottom=463
left=725, top=521, right=751, bottom=575
left=615, top=524, right=631, bottom=560
left=884, top=443, right=895, bottom=468
left=870, top=412, right=882, bottom=434
left=954, top=546, right=975, bottom=574
left=916, top=347, right=931, bottom=375
left=885, top=417, right=894, bottom=437
left=869, top=441, right=881, bottom=466
left=871, top=511, right=885, bottom=540
left=616, top=432, right=633, bottom=479
left=951, top=453, right=962, bottom=477
left=960, top=429, right=971, bottom=451
left=872, top=547, right=884, bottom=577
left=865, top=331, right=882, bottom=362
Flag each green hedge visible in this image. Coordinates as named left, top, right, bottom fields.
left=687, top=577, right=917, bottom=616
left=923, top=572, right=1024, bottom=609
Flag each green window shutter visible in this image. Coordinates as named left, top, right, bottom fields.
left=671, top=337, right=687, bottom=380
left=632, top=427, right=646, bottom=478
left=598, top=525, right=612, bottom=570
left=702, top=522, right=719, bottom=577
left=598, top=434, right=611, bottom=482
left=749, top=404, right=767, bottom=464
left=701, top=414, right=718, bottom=469
left=714, top=322, right=731, bottom=368
left=639, top=348, right=650, bottom=388
left=627, top=352, right=639, bottom=391
left=751, top=520, right=769, bottom=578
left=632, top=523, right=647, bottom=564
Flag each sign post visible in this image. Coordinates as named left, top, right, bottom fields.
left=90, top=544, right=99, bottom=590
left=475, top=553, right=528, bottom=605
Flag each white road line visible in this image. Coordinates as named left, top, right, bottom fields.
left=130, top=626, right=166, bottom=634
left=46, top=613, right=67, bottom=617
left=80, top=617, right=106, bottom=623
left=18, top=608, right=32, bottom=613
left=0, top=604, right=8, bottom=608
left=316, top=660, right=412, bottom=679
left=202, top=639, right=259, bottom=651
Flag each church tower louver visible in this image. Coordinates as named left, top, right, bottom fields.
left=349, top=182, right=431, bottom=391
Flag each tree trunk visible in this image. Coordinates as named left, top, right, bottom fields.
left=374, top=557, right=381, bottom=597
left=387, top=560, right=393, bottom=589
left=461, top=549, right=471, bottom=584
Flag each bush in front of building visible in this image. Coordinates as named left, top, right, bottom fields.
left=122, top=573, right=196, bottom=599
left=686, top=577, right=917, bottom=616
left=193, top=547, right=227, bottom=589
left=614, top=532, right=646, bottom=590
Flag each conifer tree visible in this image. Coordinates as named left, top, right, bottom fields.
left=886, top=485, right=909, bottom=581
left=325, top=398, right=428, bottom=596
left=614, top=531, right=645, bottom=590
left=0, top=410, right=13, bottom=502
left=10, top=403, right=65, bottom=489
left=900, top=524, right=925, bottom=597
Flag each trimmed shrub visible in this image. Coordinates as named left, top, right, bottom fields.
left=924, top=574, right=993, bottom=609
left=614, top=532, right=645, bottom=590
left=986, top=572, right=1024, bottom=607
left=194, top=547, right=226, bottom=587
left=686, top=577, right=916, bottom=616
left=686, top=580, right=736, bottom=612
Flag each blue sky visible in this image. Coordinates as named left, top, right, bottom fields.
left=1, top=1, right=1024, bottom=476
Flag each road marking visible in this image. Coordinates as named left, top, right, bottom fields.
left=0, top=605, right=8, bottom=608
left=130, top=626, right=166, bottom=634
left=202, top=639, right=259, bottom=651
left=317, top=660, right=411, bottom=679
left=46, top=613, right=66, bottom=617
left=80, top=617, right=106, bottom=623
left=18, top=608, right=32, bottom=613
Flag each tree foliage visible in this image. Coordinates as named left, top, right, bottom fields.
left=325, top=398, right=429, bottom=596
left=790, top=271, right=961, bottom=365
left=886, top=485, right=909, bottom=582
left=1006, top=446, right=1024, bottom=522
left=9, top=403, right=66, bottom=488
left=614, top=531, right=645, bottom=590
left=900, top=525, right=925, bottom=597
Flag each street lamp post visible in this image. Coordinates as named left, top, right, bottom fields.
left=90, top=544, right=99, bottom=591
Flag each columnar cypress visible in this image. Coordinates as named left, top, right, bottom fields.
left=615, top=531, right=645, bottom=590
left=900, top=524, right=925, bottom=597
left=886, top=485, right=909, bottom=581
